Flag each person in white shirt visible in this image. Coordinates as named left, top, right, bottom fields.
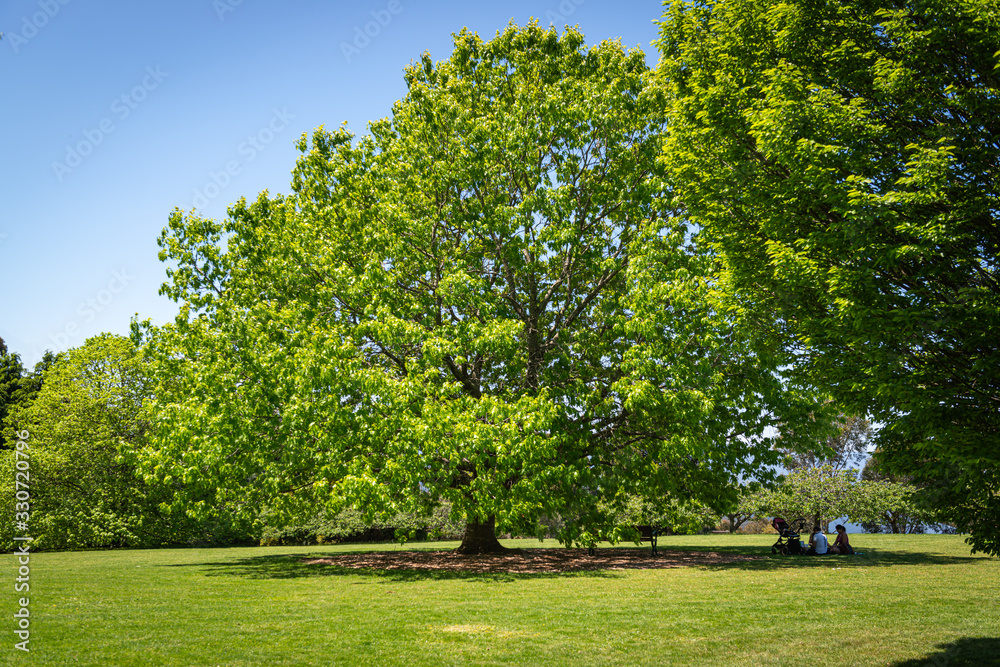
left=808, top=526, right=828, bottom=555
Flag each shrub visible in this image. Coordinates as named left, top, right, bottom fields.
left=259, top=503, right=466, bottom=546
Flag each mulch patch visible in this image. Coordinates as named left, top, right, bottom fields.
left=302, top=548, right=758, bottom=573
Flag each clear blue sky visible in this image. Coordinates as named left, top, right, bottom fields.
left=1, top=0, right=664, bottom=366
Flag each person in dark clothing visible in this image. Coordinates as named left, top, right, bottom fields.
left=828, top=524, right=853, bottom=554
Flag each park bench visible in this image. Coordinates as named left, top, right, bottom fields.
left=636, top=525, right=659, bottom=555
left=585, top=525, right=660, bottom=556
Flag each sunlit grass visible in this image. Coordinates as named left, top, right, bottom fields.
left=5, top=534, right=997, bottom=665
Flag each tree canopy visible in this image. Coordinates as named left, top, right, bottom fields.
left=147, top=23, right=825, bottom=553
left=658, top=0, right=1000, bottom=554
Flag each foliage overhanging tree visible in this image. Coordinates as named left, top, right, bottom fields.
left=148, top=23, right=826, bottom=554
left=658, top=0, right=1000, bottom=554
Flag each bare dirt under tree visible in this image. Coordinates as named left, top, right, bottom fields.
left=302, top=548, right=758, bottom=574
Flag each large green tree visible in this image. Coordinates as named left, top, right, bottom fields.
left=658, top=0, right=1000, bottom=554
left=148, top=23, right=824, bottom=553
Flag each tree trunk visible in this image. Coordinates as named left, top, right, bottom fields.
left=456, top=515, right=508, bottom=554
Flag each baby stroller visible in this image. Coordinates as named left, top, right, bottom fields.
left=771, top=517, right=804, bottom=555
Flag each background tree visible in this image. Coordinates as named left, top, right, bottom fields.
left=259, top=502, right=467, bottom=546
left=147, top=23, right=826, bottom=554
left=0, top=337, right=26, bottom=448
left=751, top=465, right=918, bottom=534
left=0, top=338, right=56, bottom=450
left=721, top=510, right=752, bottom=534
left=1, top=335, right=210, bottom=549
left=750, top=466, right=856, bottom=533
left=723, top=485, right=770, bottom=533
left=779, top=414, right=872, bottom=474
left=658, top=0, right=1000, bottom=554
left=861, top=451, right=941, bottom=534
left=13, top=350, right=58, bottom=404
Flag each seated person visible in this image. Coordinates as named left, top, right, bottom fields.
left=828, top=524, right=853, bottom=554
left=807, top=526, right=828, bottom=555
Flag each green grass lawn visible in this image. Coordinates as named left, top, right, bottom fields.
left=5, top=534, right=998, bottom=666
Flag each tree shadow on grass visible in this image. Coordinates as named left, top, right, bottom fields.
left=164, top=545, right=986, bottom=581
left=696, top=547, right=987, bottom=571
left=170, top=552, right=628, bottom=582
left=890, top=637, right=1000, bottom=666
